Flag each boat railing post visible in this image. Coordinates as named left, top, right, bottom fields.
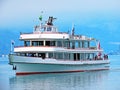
left=10, top=40, right=15, bottom=54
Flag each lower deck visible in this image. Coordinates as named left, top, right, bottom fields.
left=9, top=54, right=110, bottom=75
left=9, top=54, right=109, bottom=65
left=15, top=52, right=108, bottom=61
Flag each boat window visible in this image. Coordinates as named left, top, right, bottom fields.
left=80, top=53, right=85, bottom=60
left=75, top=41, right=79, bottom=48
left=32, top=41, right=39, bottom=46
left=46, top=41, right=50, bottom=46
left=38, top=41, right=43, bottom=46
left=78, top=41, right=82, bottom=48
left=57, top=41, right=62, bottom=47
left=55, top=53, right=63, bottom=59
left=47, top=27, right=52, bottom=31
left=46, top=41, right=55, bottom=46
left=38, top=53, right=45, bottom=59
left=64, top=53, right=70, bottom=60
left=48, top=53, right=53, bottom=58
left=82, top=41, right=85, bottom=48
left=84, top=41, right=89, bottom=48
left=50, top=41, right=55, bottom=46
left=20, top=53, right=26, bottom=56
left=29, top=53, right=36, bottom=57
left=74, top=53, right=80, bottom=61
left=24, top=41, right=30, bottom=46
left=63, top=41, right=69, bottom=47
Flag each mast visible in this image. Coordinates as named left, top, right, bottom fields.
left=71, top=24, right=75, bottom=36
left=34, top=11, right=43, bottom=32
left=39, top=11, right=43, bottom=31
left=10, top=40, right=15, bottom=54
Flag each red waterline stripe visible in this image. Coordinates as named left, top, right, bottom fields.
left=16, top=68, right=109, bottom=75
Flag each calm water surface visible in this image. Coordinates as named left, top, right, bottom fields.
left=0, top=55, right=120, bottom=90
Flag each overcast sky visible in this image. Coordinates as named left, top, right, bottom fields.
left=0, top=0, right=120, bottom=28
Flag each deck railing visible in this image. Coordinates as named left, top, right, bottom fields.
left=20, top=31, right=68, bottom=35
left=13, top=53, right=108, bottom=61
left=14, top=46, right=96, bottom=49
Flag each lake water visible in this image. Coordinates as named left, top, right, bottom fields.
left=0, top=55, right=120, bottom=90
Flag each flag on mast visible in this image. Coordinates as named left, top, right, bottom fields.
left=11, top=40, right=15, bottom=45
left=39, top=11, right=43, bottom=21
left=39, top=15, right=42, bottom=21
left=71, top=24, right=75, bottom=36
left=97, top=41, right=101, bottom=50
left=97, top=41, right=101, bottom=56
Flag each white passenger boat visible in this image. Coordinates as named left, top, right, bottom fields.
left=9, top=16, right=110, bottom=75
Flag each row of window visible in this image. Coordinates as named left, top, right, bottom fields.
left=16, top=52, right=95, bottom=60
left=24, top=41, right=91, bottom=48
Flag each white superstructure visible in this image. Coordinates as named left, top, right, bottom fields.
left=9, top=16, right=109, bottom=75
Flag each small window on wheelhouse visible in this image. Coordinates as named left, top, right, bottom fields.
left=47, top=27, right=52, bottom=31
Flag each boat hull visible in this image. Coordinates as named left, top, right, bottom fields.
left=9, top=55, right=110, bottom=75
left=15, top=63, right=109, bottom=75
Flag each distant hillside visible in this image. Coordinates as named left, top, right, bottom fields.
left=108, top=50, right=120, bottom=55
left=0, top=30, right=20, bottom=55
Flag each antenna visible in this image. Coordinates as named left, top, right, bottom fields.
left=47, top=16, right=57, bottom=26
left=39, top=11, right=43, bottom=21
left=39, top=11, right=44, bottom=31
left=10, top=40, right=15, bottom=54
left=71, top=24, right=75, bottom=36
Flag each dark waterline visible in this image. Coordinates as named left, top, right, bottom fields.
left=0, top=55, right=120, bottom=90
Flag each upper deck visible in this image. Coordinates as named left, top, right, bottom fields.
left=12, top=16, right=106, bottom=60
left=19, top=16, right=95, bottom=41
left=20, top=32, right=94, bottom=41
left=20, top=31, right=69, bottom=40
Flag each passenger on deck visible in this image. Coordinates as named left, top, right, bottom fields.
left=95, top=55, right=98, bottom=60
left=104, top=54, right=108, bottom=60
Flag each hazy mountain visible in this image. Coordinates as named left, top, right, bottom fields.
left=0, top=30, right=20, bottom=55
left=0, top=20, right=120, bottom=55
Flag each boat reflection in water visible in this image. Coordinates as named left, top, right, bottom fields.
left=9, top=71, right=109, bottom=90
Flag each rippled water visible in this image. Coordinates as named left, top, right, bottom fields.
left=0, top=55, right=120, bottom=90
